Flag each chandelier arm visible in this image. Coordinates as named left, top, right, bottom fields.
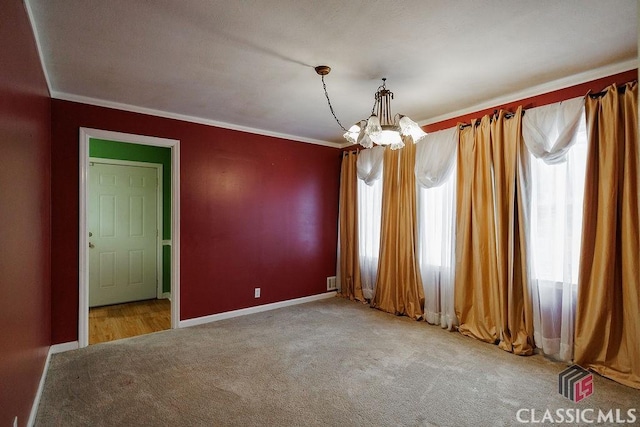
left=320, top=75, right=349, bottom=132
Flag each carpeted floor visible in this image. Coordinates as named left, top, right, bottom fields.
left=35, top=297, right=639, bottom=426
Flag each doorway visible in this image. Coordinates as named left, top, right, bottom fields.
left=88, top=159, right=168, bottom=344
left=79, top=128, right=180, bottom=348
left=89, top=161, right=161, bottom=306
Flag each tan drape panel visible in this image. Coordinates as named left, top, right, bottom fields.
left=575, top=82, right=639, bottom=389
left=455, top=116, right=501, bottom=343
left=338, top=151, right=364, bottom=301
left=455, top=109, right=534, bottom=354
left=373, top=141, right=425, bottom=319
left=491, top=107, right=534, bottom=355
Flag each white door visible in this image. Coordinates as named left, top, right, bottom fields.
left=89, top=162, right=159, bottom=307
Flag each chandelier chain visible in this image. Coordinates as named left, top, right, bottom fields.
left=320, top=75, right=349, bottom=132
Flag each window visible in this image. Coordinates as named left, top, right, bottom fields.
left=529, top=112, right=587, bottom=361
left=416, top=162, right=457, bottom=329
left=357, top=170, right=382, bottom=300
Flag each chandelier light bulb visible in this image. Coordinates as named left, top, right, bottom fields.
left=365, top=115, right=383, bottom=143
left=399, top=115, right=428, bottom=143
left=343, top=123, right=361, bottom=144
left=358, top=132, right=374, bottom=149
left=380, top=129, right=404, bottom=149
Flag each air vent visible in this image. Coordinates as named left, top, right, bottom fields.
left=326, top=276, right=337, bottom=291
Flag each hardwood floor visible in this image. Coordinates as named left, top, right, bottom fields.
left=89, top=298, right=170, bottom=345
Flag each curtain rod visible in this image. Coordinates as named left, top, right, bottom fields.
left=458, top=109, right=525, bottom=130
left=588, top=83, right=633, bottom=99
left=456, top=79, right=636, bottom=131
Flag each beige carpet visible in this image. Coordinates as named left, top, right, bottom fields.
left=36, top=297, right=639, bottom=426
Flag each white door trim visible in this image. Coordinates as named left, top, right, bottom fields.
left=79, top=128, right=180, bottom=348
left=89, top=158, right=164, bottom=301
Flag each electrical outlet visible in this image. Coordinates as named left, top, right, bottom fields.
left=254, top=288, right=260, bottom=298
left=327, top=276, right=337, bottom=291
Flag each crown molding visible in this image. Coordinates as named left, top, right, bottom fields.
left=420, top=59, right=637, bottom=126
left=51, top=91, right=343, bottom=149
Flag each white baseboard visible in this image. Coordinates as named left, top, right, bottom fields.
left=179, top=291, right=337, bottom=328
left=50, top=341, right=79, bottom=354
left=27, top=347, right=50, bottom=427
left=161, top=292, right=171, bottom=300
left=28, top=341, right=79, bottom=425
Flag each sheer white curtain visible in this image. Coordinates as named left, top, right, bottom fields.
left=356, top=146, right=384, bottom=300
left=522, top=96, right=586, bottom=361
left=415, top=127, right=458, bottom=330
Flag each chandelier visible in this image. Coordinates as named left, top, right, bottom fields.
left=315, top=65, right=427, bottom=150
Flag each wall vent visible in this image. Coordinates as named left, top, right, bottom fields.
left=326, top=276, right=337, bottom=291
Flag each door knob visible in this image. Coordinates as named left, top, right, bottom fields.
left=89, top=242, right=95, bottom=249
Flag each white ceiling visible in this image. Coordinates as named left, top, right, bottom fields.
left=27, top=0, right=637, bottom=147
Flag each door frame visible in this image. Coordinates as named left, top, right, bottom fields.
left=89, top=158, right=164, bottom=302
left=79, top=128, right=180, bottom=348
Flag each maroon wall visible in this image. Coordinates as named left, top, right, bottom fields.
left=51, top=100, right=341, bottom=343
left=0, top=1, right=52, bottom=425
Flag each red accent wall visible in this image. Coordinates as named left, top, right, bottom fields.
left=51, top=100, right=341, bottom=343
left=0, top=1, right=51, bottom=425
left=424, top=69, right=638, bottom=132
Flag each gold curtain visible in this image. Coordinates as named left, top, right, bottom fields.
left=575, top=82, right=639, bottom=389
left=338, top=151, right=364, bottom=301
left=455, top=108, right=534, bottom=355
left=455, top=116, right=500, bottom=343
left=491, top=107, right=534, bottom=355
left=372, top=141, right=425, bottom=319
